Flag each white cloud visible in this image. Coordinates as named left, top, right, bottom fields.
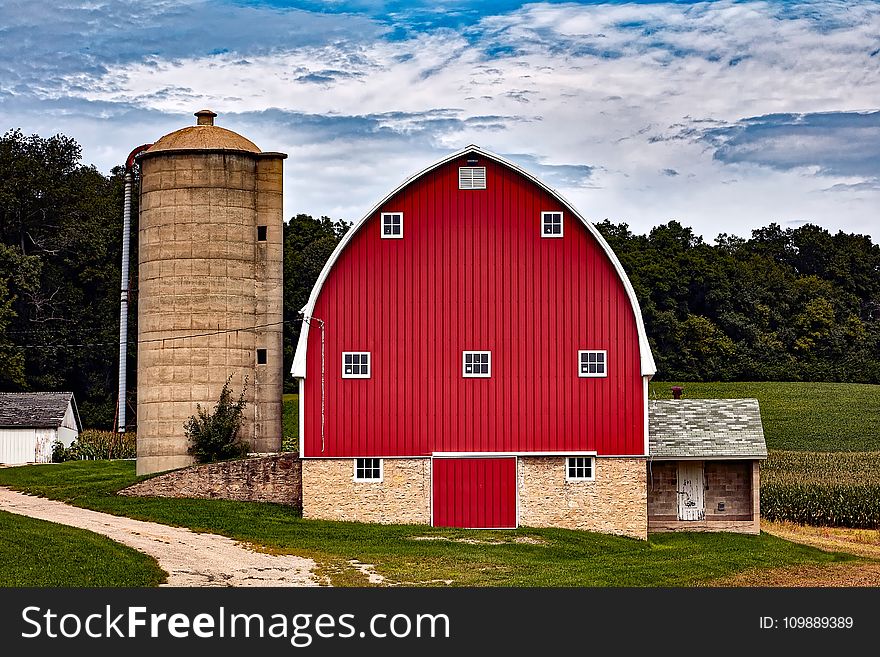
left=4, top=0, right=879, bottom=239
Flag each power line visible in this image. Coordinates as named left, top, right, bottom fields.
left=2, top=318, right=304, bottom=350
left=139, top=319, right=287, bottom=344
left=3, top=341, right=118, bottom=350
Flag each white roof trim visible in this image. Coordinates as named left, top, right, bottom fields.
left=292, top=146, right=657, bottom=378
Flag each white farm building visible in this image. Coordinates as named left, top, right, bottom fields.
left=0, top=392, right=81, bottom=465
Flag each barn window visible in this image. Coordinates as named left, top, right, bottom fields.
left=381, top=212, right=403, bottom=238
left=257, top=225, right=268, bottom=241
left=342, top=352, right=371, bottom=379
left=566, top=457, right=595, bottom=481
left=459, top=167, right=487, bottom=190
left=462, top=351, right=491, bottom=378
left=256, top=348, right=267, bottom=365
left=578, top=350, right=607, bottom=378
left=354, top=458, right=383, bottom=482
left=541, top=211, right=563, bottom=237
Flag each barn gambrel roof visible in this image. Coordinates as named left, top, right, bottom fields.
left=648, top=399, right=767, bottom=459
left=291, top=145, right=657, bottom=379
left=0, top=392, right=81, bottom=430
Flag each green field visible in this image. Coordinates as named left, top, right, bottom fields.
left=649, top=381, right=880, bottom=451
left=0, top=509, right=166, bottom=586
left=0, top=461, right=854, bottom=587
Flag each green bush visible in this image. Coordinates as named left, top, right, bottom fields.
left=52, top=430, right=137, bottom=462
left=185, top=375, right=250, bottom=463
left=51, top=440, right=69, bottom=463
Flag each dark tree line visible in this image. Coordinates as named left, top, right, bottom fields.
left=1, top=129, right=878, bottom=428
left=0, top=129, right=131, bottom=426
left=596, top=220, right=880, bottom=382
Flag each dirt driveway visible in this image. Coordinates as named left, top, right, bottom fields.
left=0, top=487, right=321, bottom=587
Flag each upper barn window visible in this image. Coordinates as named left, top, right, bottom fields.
left=459, top=167, right=487, bottom=190
left=342, top=352, right=371, bottom=379
left=463, top=351, right=491, bottom=378
left=541, top=211, right=563, bottom=237
left=381, top=212, right=403, bottom=238
left=578, top=350, right=607, bottom=378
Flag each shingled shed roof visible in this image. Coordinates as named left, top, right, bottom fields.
left=649, top=398, right=767, bottom=459
left=0, top=392, right=80, bottom=430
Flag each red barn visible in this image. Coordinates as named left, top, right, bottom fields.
left=292, top=146, right=662, bottom=538
left=292, top=146, right=770, bottom=537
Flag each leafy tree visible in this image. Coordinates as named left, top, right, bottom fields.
left=0, top=129, right=129, bottom=426
left=283, top=214, right=350, bottom=391
left=0, top=275, right=24, bottom=386
left=185, top=375, right=249, bottom=463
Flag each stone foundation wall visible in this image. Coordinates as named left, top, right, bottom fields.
left=302, top=458, right=431, bottom=524
left=518, top=457, right=648, bottom=540
left=120, top=453, right=301, bottom=507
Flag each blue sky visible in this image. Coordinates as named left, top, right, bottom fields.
left=2, top=0, right=878, bottom=240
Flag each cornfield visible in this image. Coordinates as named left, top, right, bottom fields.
left=53, top=430, right=137, bottom=462
left=761, top=451, right=880, bottom=528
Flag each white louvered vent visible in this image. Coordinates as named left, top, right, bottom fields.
left=459, top=166, right=487, bottom=189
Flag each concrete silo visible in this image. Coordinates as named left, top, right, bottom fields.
left=136, top=110, right=285, bottom=475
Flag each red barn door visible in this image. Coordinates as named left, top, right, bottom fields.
left=432, top=457, right=517, bottom=529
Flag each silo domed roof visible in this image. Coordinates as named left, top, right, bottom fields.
left=147, top=110, right=261, bottom=154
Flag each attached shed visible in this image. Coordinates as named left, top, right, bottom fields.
left=647, top=399, right=767, bottom=534
left=0, top=392, right=81, bottom=465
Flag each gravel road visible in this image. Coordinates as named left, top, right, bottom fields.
left=0, top=487, right=321, bottom=587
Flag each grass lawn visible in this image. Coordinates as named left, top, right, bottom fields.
left=0, top=508, right=166, bottom=587
left=649, top=381, right=880, bottom=451
left=0, top=461, right=857, bottom=587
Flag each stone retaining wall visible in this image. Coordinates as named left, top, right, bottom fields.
left=120, top=453, right=301, bottom=507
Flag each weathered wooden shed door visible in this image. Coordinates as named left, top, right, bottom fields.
left=432, top=457, right=517, bottom=529
left=677, top=461, right=705, bottom=521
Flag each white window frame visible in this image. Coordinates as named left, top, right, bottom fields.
left=462, top=350, right=491, bottom=378
left=381, top=212, right=403, bottom=239
left=578, top=349, right=607, bottom=378
left=541, top=211, right=563, bottom=238
left=342, top=351, right=371, bottom=379
left=459, top=166, right=487, bottom=190
left=354, top=458, right=383, bottom=482
left=566, top=456, right=595, bottom=481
